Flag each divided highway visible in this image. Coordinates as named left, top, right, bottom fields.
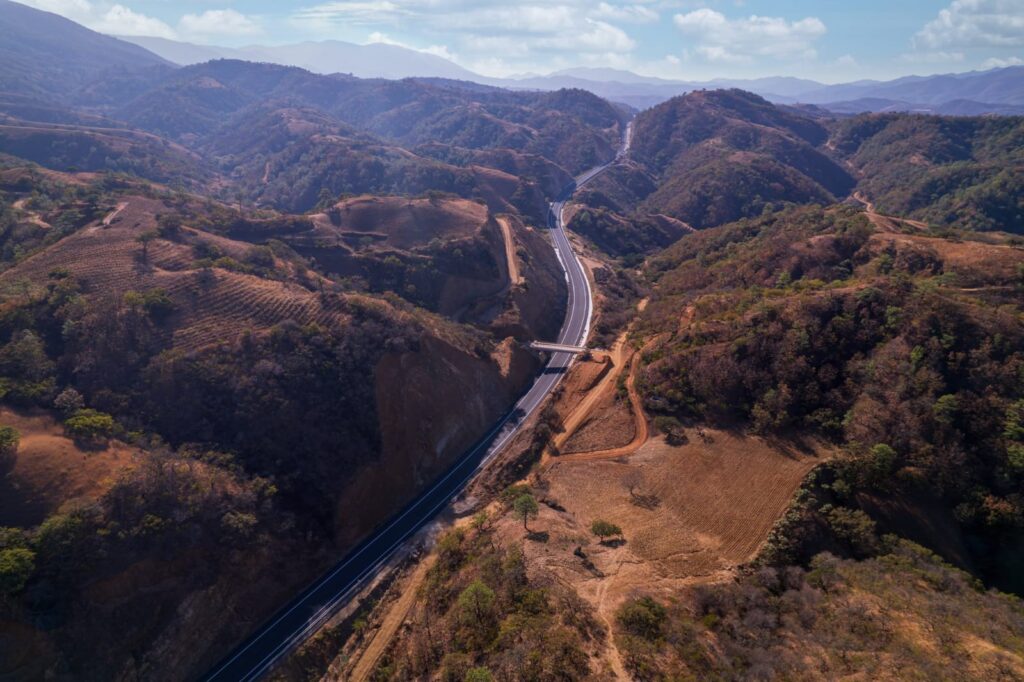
left=202, top=122, right=632, bottom=682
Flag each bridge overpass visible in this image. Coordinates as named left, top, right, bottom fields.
left=529, top=341, right=588, bottom=354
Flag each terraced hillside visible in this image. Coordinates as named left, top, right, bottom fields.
left=0, top=168, right=555, bottom=679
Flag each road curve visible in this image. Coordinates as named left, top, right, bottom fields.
left=201, top=122, right=632, bottom=682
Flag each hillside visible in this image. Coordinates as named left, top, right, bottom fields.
left=0, top=118, right=212, bottom=187
left=624, top=89, right=854, bottom=228
left=97, top=60, right=626, bottom=178
left=0, top=166, right=557, bottom=678
left=0, top=0, right=169, bottom=99
left=314, top=201, right=1024, bottom=682
left=832, top=113, right=1024, bottom=233
left=638, top=205, right=1024, bottom=591
left=0, top=3, right=630, bottom=221
left=571, top=91, right=1022, bottom=248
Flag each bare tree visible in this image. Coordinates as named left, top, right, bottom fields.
left=622, top=469, right=643, bottom=501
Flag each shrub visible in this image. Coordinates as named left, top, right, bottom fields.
left=464, top=667, right=493, bottom=682
left=53, top=387, right=84, bottom=415
left=124, top=289, right=175, bottom=321
left=0, top=425, right=19, bottom=459
left=63, top=408, right=117, bottom=442
left=591, top=519, right=623, bottom=543
left=653, top=415, right=687, bottom=445
left=616, top=596, right=667, bottom=640
left=0, top=547, right=34, bottom=595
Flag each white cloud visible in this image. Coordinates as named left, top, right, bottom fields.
left=291, top=1, right=408, bottom=28
left=179, top=9, right=262, bottom=39
left=94, top=4, right=176, bottom=38
left=288, top=0, right=640, bottom=76
left=899, top=50, right=966, bottom=64
left=548, top=19, right=635, bottom=52
left=367, top=31, right=457, bottom=61
left=915, top=0, right=1024, bottom=49
left=592, top=2, right=658, bottom=23
left=673, top=9, right=826, bottom=64
left=19, top=0, right=93, bottom=23
left=20, top=0, right=175, bottom=38
left=836, top=54, right=858, bottom=67
left=981, top=55, right=1024, bottom=68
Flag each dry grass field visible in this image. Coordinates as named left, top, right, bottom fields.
left=543, top=430, right=827, bottom=582
left=484, top=428, right=830, bottom=677
left=0, top=407, right=139, bottom=527
left=312, top=195, right=488, bottom=250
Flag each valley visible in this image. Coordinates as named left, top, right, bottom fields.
left=0, top=2, right=1023, bottom=681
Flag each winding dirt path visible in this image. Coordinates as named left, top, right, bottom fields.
left=854, top=191, right=929, bottom=232
left=553, top=351, right=648, bottom=465
left=542, top=299, right=651, bottom=470
left=594, top=557, right=631, bottom=680
left=12, top=198, right=50, bottom=229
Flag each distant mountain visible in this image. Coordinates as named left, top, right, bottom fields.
left=548, top=67, right=682, bottom=86
left=120, top=35, right=481, bottom=81
left=493, top=70, right=1024, bottom=115
left=795, top=67, right=1024, bottom=107
left=115, top=34, right=1024, bottom=115
left=0, top=0, right=169, bottom=99
left=821, top=97, right=1024, bottom=116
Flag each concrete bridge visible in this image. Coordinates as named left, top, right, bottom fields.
left=529, top=341, right=588, bottom=354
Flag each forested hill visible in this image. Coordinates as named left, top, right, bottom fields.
left=577, top=89, right=1023, bottom=243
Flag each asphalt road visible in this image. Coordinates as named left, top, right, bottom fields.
left=201, top=123, right=632, bottom=682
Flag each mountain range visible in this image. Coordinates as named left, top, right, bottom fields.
left=119, top=34, right=1024, bottom=115
left=2, top=1, right=1024, bottom=680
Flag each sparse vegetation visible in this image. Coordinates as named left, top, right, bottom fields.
left=373, top=506, right=597, bottom=680
left=62, top=408, right=117, bottom=443
left=616, top=541, right=1024, bottom=680
left=590, top=519, right=622, bottom=544
left=512, top=493, right=539, bottom=532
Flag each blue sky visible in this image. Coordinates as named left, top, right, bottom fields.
left=20, top=0, right=1024, bottom=81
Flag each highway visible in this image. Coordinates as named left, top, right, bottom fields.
left=201, top=121, right=632, bottom=682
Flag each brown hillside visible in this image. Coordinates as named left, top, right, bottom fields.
left=317, top=195, right=488, bottom=250
left=0, top=407, right=139, bottom=527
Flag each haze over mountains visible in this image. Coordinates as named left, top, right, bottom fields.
left=120, top=33, right=1024, bottom=115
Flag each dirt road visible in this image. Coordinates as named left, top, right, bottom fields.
left=496, top=216, right=523, bottom=286
left=854, top=191, right=929, bottom=232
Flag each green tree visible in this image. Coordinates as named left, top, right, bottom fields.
left=616, top=596, right=666, bottom=640
left=63, top=408, right=117, bottom=442
left=136, top=230, right=158, bottom=263
left=457, top=579, right=495, bottom=627
left=156, top=213, right=183, bottom=239
left=513, top=493, right=539, bottom=531
left=860, top=443, right=897, bottom=487
left=0, top=547, right=34, bottom=595
left=932, top=394, right=959, bottom=425
left=591, top=519, right=623, bottom=543
left=0, top=425, right=19, bottom=459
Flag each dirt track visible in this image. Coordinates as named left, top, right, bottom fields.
left=496, top=216, right=523, bottom=286
left=854, top=191, right=929, bottom=232
left=554, top=352, right=647, bottom=464
left=347, top=555, right=436, bottom=681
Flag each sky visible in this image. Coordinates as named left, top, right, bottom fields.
left=18, top=0, right=1024, bottom=82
